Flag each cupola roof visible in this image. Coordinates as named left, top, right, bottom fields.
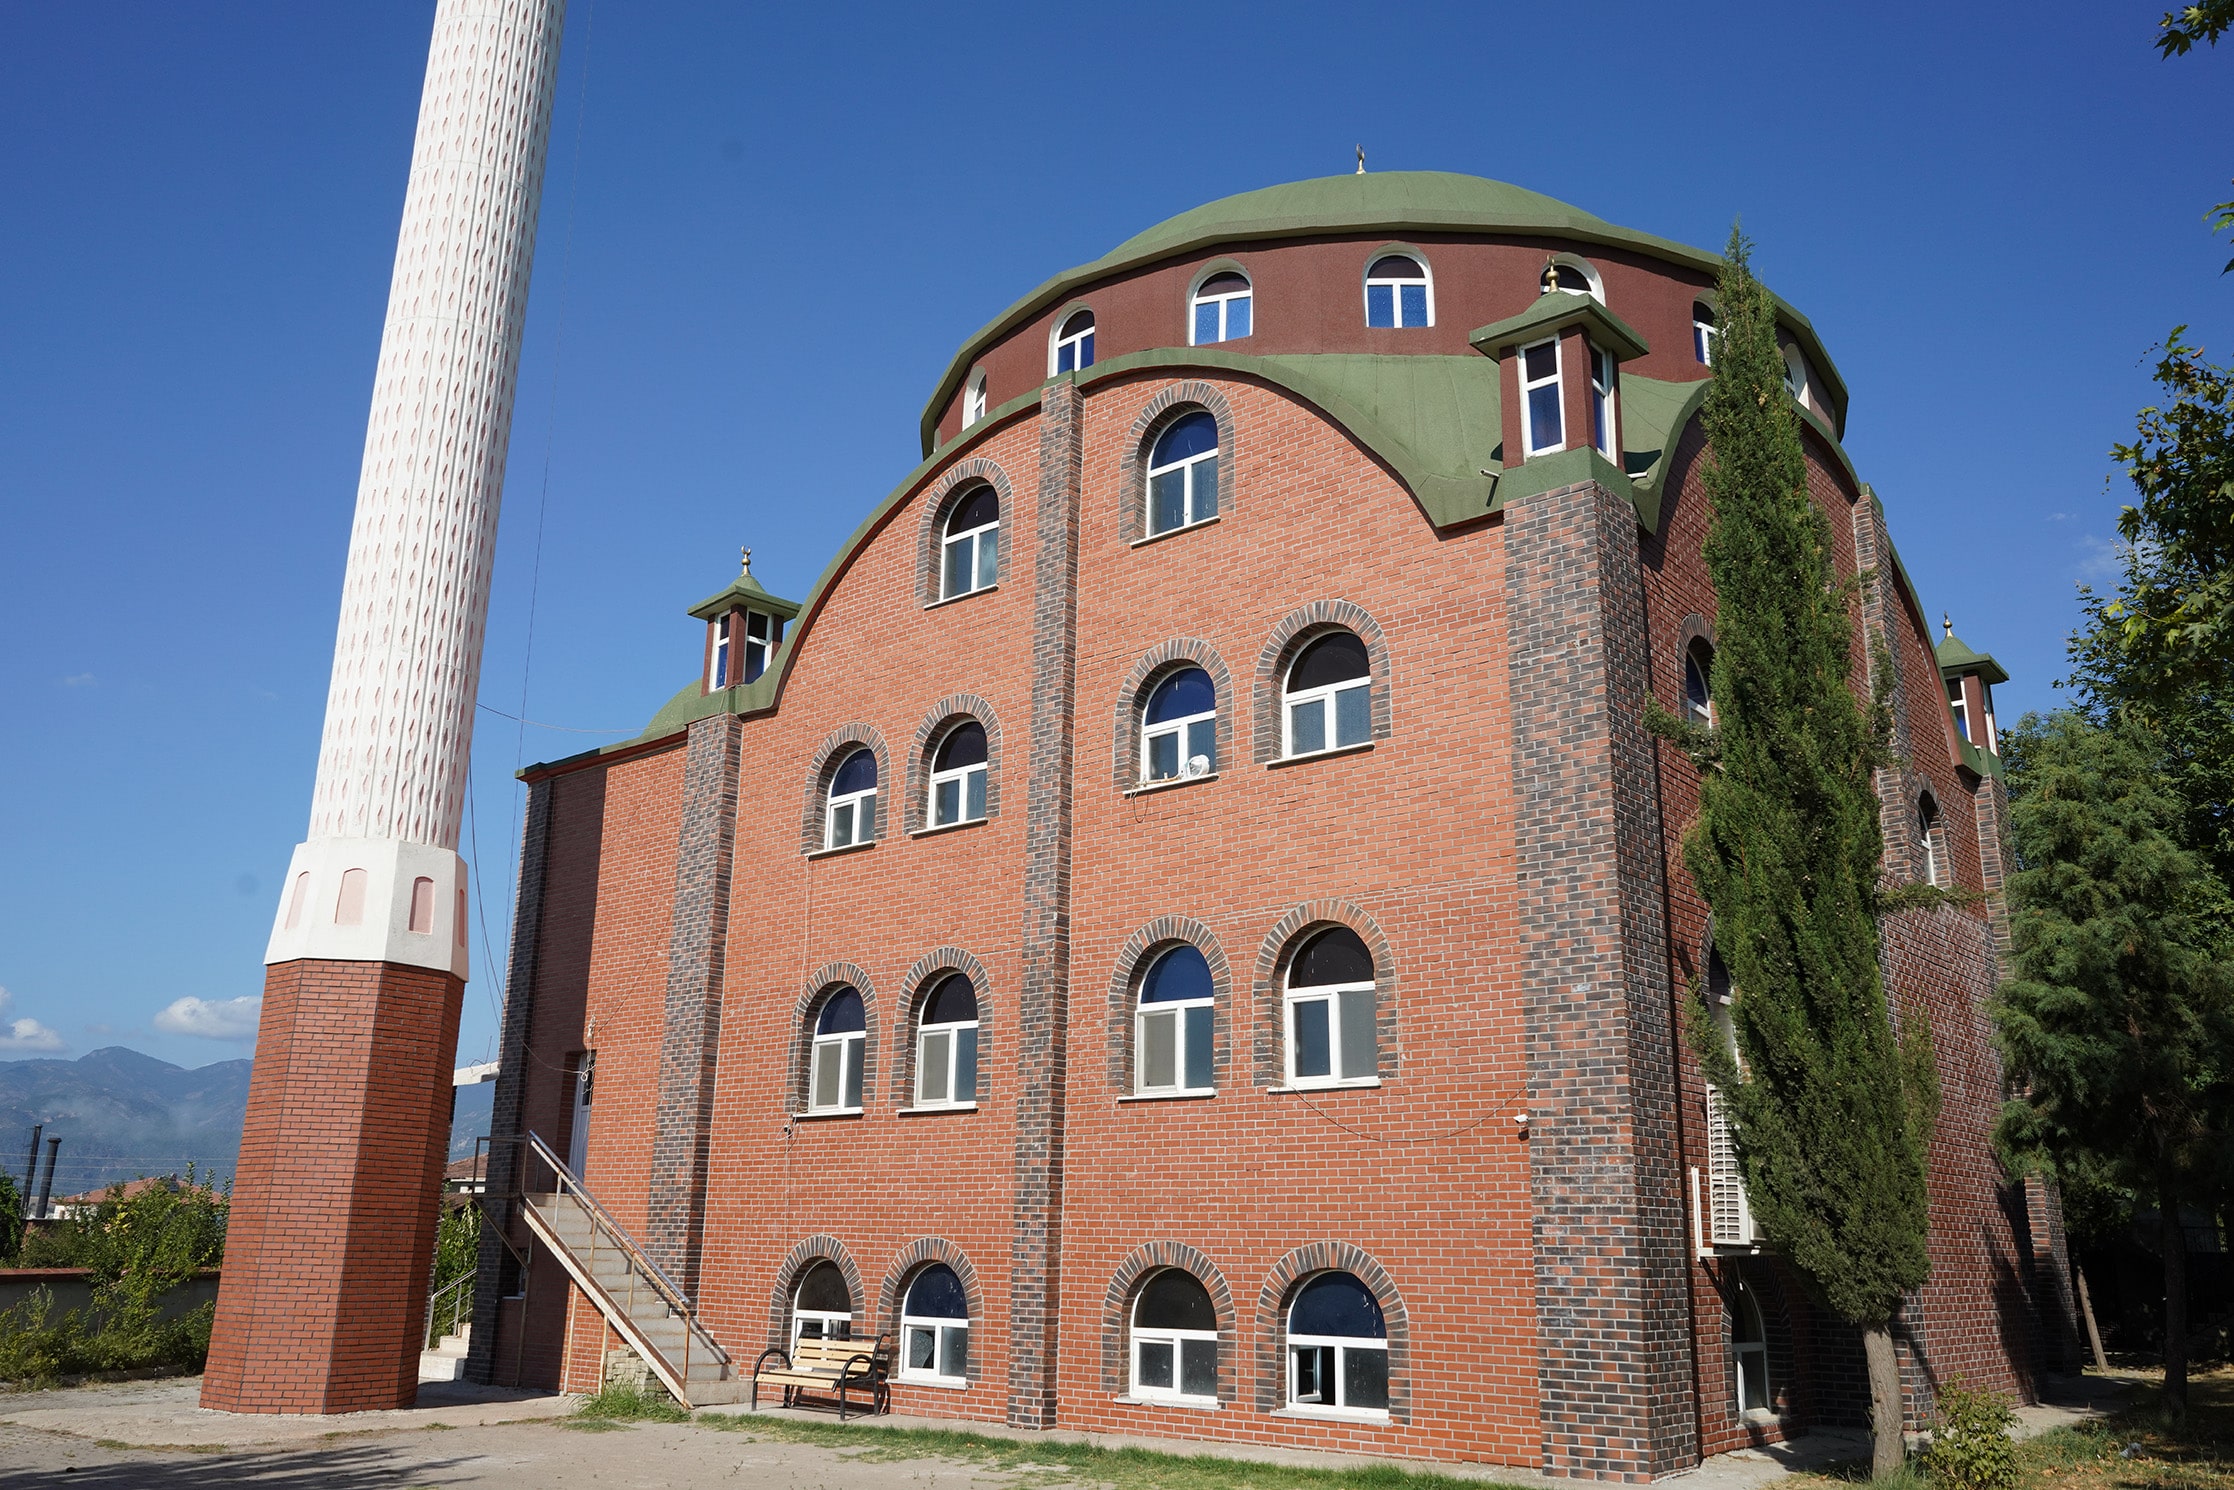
left=1935, top=622, right=2009, bottom=685
left=688, top=548, right=802, bottom=622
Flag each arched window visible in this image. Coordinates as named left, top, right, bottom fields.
left=792, top=1260, right=853, bottom=1344
left=930, top=720, right=988, bottom=827
left=1539, top=256, right=1602, bottom=301
left=1693, top=302, right=1718, bottom=366
left=709, top=613, right=732, bottom=690
left=915, top=974, right=979, bottom=1108
left=1190, top=271, right=1252, bottom=346
left=899, top=1263, right=970, bottom=1384
left=1781, top=344, right=1822, bottom=414
left=1142, top=666, right=1216, bottom=783
left=963, top=371, right=988, bottom=428
left=1703, top=950, right=1756, bottom=1247
left=1053, top=309, right=1096, bottom=374
left=1282, top=631, right=1371, bottom=757
left=809, top=986, right=866, bottom=1114
left=1137, top=944, right=1214, bottom=1095
left=942, top=485, right=999, bottom=600
left=1684, top=641, right=1715, bottom=727
left=1146, top=411, right=1219, bottom=536
left=1131, top=1268, right=1218, bottom=1402
left=1732, top=1276, right=1769, bottom=1413
left=1286, top=1271, right=1388, bottom=1414
left=1918, top=795, right=1943, bottom=888
left=1364, top=254, right=1430, bottom=328
left=1285, top=926, right=1376, bottom=1087
left=1588, top=343, right=1617, bottom=457
left=824, top=748, right=878, bottom=849
left=1520, top=337, right=1563, bottom=456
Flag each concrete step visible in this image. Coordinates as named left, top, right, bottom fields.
left=416, top=1349, right=466, bottom=1383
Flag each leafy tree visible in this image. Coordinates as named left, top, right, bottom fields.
left=1660, top=227, right=1939, bottom=1476
left=2155, top=5, right=2234, bottom=270
left=0, top=1172, right=21, bottom=1265
left=1993, top=710, right=2232, bottom=1420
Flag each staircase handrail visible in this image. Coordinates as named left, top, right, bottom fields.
left=522, top=1130, right=724, bottom=1366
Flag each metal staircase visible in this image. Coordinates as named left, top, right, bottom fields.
left=516, top=1131, right=747, bottom=1406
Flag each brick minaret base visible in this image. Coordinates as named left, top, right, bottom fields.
left=202, top=959, right=464, bottom=1414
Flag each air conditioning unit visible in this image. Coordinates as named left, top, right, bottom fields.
left=1184, top=755, right=1211, bottom=778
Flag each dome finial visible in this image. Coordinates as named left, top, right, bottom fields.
left=1355, top=144, right=1366, bottom=175
left=740, top=545, right=754, bottom=577
left=1942, top=611, right=1953, bottom=640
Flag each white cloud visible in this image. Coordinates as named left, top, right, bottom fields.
left=2076, top=534, right=2125, bottom=585
left=0, top=987, right=65, bottom=1053
left=154, top=995, right=262, bottom=1042
left=61, top=673, right=94, bottom=687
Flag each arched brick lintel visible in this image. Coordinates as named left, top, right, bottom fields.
left=1099, top=1240, right=1238, bottom=1400
left=1252, top=601, right=1394, bottom=765
left=798, top=724, right=891, bottom=856
left=1251, top=899, right=1401, bottom=1086
left=1109, top=639, right=1236, bottom=791
left=876, top=1237, right=985, bottom=1386
left=915, top=458, right=1017, bottom=607
left=1253, top=1241, right=1410, bottom=1421
left=765, top=1235, right=867, bottom=1352
left=1103, top=915, right=1232, bottom=1091
left=1117, top=381, right=1240, bottom=545
left=789, top=962, right=877, bottom=1112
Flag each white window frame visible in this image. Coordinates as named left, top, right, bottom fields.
left=1520, top=336, right=1565, bottom=457
left=1145, top=421, right=1219, bottom=536
left=1284, top=974, right=1376, bottom=1089
left=824, top=756, right=877, bottom=851
left=1285, top=1331, right=1390, bottom=1418
left=743, top=611, right=774, bottom=683
left=1541, top=254, right=1604, bottom=303
left=1131, top=1291, right=1219, bottom=1403
left=1136, top=984, right=1214, bottom=1096
left=929, top=755, right=987, bottom=827
left=1281, top=669, right=1370, bottom=760
left=1693, top=307, right=1718, bottom=366
left=808, top=1010, right=864, bottom=1116
left=942, top=505, right=999, bottom=600
left=1051, top=310, right=1095, bottom=375
left=1685, top=645, right=1715, bottom=728
left=791, top=1266, right=853, bottom=1348
left=1362, top=256, right=1432, bottom=329
left=915, top=1001, right=979, bottom=1109
left=1732, top=1279, right=1770, bottom=1414
left=707, top=614, right=732, bottom=690
left=963, top=373, right=987, bottom=427
left=899, top=1276, right=970, bottom=1386
left=1141, top=689, right=1216, bottom=784
left=1588, top=342, right=1618, bottom=458
left=1918, top=801, right=1943, bottom=888
left=1947, top=679, right=1970, bottom=743
left=1189, top=277, right=1252, bottom=346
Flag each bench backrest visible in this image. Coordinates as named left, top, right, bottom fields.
left=789, top=1335, right=879, bottom=1374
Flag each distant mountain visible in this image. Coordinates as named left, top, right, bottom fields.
left=0, top=1048, right=500, bottom=1200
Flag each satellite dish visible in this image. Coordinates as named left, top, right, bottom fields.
left=1185, top=755, right=1211, bottom=778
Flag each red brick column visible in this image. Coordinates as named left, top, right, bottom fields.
left=202, top=958, right=464, bottom=1413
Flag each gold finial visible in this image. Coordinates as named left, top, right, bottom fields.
left=740, top=546, right=753, bottom=577
left=1355, top=144, right=1366, bottom=175
left=1942, top=611, right=1953, bottom=639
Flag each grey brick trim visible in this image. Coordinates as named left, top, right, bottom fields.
left=1252, top=1243, right=1410, bottom=1422
left=1972, top=775, right=2017, bottom=973
left=1852, top=499, right=1924, bottom=885
left=903, top=694, right=1004, bottom=835
left=1099, top=1241, right=1236, bottom=1400
left=917, top=458, right=1016, bottom=607
left=875, top=1237, right=985, bottom=1386
left=799, top=724, right=892, bottom=856
left=765, top=1235, right=867, bottom=1351
left=1676, top=612, right=1716, bottom=665
left=1250, top=900, right=1400, bottom=1088
left=1252, top=601, right=1394, bottom=765
left=466, top=775, right=553, bottom=1386
left=1116, top=382, right=1238, bottom=545
left=649, top=714, right=744, bottom=1295
left=790, top=963, right=878, bottom=1113
left=1109, top=639, right=1236, bottom=791
left=1505, top=477, right=1693, bottom=1476
left=1907, top=779, right=1949, bottom=889
left=1104, top=916, right=1232, bottom=1092
left=1009, top=376, right=1083, bottom=1427
left=893, top=946, right=995, bottom=1110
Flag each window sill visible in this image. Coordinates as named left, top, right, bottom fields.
left=1124, top=772, right=1218, bottom=799
left=792, top=1109, right=864, bottom=1121
left=1113, top=1394, right=1222, bottom=1412
left=911, top=816, right=989, bottom=839
left=1267, top=742, right=1374, bottom=771
left=925, top=584, right=999, bottom=610
left=898, top=1102, right=980, bottom=1116
left=1274, top=1406, right=1392, bottom=1425
left=1268, top=1078, right=1383, bottom=1093
left=1118, top=1089, right=1217, bottom=1103
left=807, top=840, right=876, bottom=861
left=1129, top=514, right=1222, bottom=549
left=897, top=1374, right=972, bottom=1391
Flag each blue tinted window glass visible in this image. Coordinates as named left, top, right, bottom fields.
left=1293, top=999, right=1330, bottom=1077
left=1528, top=383, right=1563, bottom=448
left=1295, top=926, right=1373, bottom=986
left=1152, top=411, right=1219, bottom=465
left=1344, top=1344, right=1390, bottom=1407
left=966, top=770, right=987, bottom=820
left=1291, top=631, right=1370, bottom=691
left=1524, top=342, right=1559, bottom=382
left=1290, top=1272, right=1386, bottom=1339
left=1186, top=717, right=1215, bottom=772
left=1150, top=469, right=1185, bottom=533
left=1227, top=294, right=1251, bottom=339
left=831, top=748, right=877, bottom=796
left=1290, top=697, right=1326, bottom=755
left=906, top=1263, right=969, bottom=1319
left=796, top=1261, right=851, bottom=1314
left=816, top=988, right=864, bottom=1035
left=1147, top=731, right=1179, bottom=780
left=1056, top=342, right=1076, bottom=374
left=977, top=527, right=999, bottom=589
left=1142, top=944, right=1213, bottom=1004
left=944, top=540, right=972, bottom=597
left=954, top=1026, right=977, bottom=1100
left=924, top=974, right=977, bottom=1025
left=1146, top=667, right=1216, bottom=724
left=1335, top=683, right=1370, bottom=747
left=1366, top=284, right=1394, bottom=328
left=1078, top=330, right=1094, bottom=368
left=1400, top=284, right=1427, bottom=326
left=936, top=721, right=987, bottom=771
left=1194, top=453, right=1219, bottom=520
left=949, top=485, right=999, bottom=532
left=1194, top=301, right=1219, bottom=344
left=1184, top=1005, right=1214, bottom=1089
left=1137, top=1269, right=1217, bottom=1331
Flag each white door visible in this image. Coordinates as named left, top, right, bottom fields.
left=567, top=1053, right=594, bottom=1177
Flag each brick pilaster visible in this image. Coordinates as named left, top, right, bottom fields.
left=647, top=712, right=744, bottom=1292
left=1008, top=376, right=1082, bottom=1427
left=1852, top=493, right=1922, bottom=878
left=1505, top=478, right=1695, bottom=1479
left=466, top=775, right=553, bottom=1386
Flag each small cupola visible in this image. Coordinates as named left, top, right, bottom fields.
left=1470, top=287, right=1649, bottom=470
left=689, top=547, right=803, bottom=694
left=1935, top=614, right=2010, bottom=757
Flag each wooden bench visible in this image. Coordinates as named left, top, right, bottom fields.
left=750, top=1334, right=888, bottom=1420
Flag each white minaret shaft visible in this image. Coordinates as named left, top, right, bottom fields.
left=266, top=0, right=566, bottom=979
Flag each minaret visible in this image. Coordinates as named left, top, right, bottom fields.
left=202, top=0, right=566, bottom=1414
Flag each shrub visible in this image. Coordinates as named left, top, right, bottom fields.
left=574, top=1381, right=689, bottom=1422
left=1929, top=1379, right=2018, bottom=1490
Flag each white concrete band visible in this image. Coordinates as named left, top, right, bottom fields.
left=265, top=839, right=471, bottom=980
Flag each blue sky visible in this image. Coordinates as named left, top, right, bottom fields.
left=1, top=2, right=2228, bottom=1072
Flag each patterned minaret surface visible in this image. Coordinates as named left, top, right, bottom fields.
left=203, top=0, right=565, bottom=1414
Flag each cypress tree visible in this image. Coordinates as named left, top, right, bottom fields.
left=1667, top=229, right=1939, bottom=1475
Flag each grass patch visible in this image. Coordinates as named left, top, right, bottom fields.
left=572, top=1382, right=690, bottom=1424
left=692, top=1413, right=1530, bottom=1490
